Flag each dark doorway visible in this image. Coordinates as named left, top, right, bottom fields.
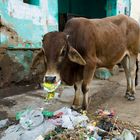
left=58, top=0, right=107, bottom=31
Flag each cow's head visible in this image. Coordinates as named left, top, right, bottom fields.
left=31, top=31, right=86, bottom=84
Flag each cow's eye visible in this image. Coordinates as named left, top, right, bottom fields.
left=60, top=49, right=66, bottom=57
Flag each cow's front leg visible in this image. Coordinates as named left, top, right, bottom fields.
left=82, top=64, right=96, bottom=110
left=121, top=55, right=137, bottom=100
left=82, top=83, right=89, bottom=110
left=72, top=82, right=82, bottom=110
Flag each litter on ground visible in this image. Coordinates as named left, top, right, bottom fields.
left=0, top=119, right=9, bottom=129
left=0, top=107, right=139, bottom=140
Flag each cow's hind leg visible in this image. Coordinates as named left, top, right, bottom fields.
left=121, top=55, right=137, bottom=100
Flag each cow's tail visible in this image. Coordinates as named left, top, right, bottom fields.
left=135, top=26, right=140, bottom=86
left=135, top=58, right=139, bottom=86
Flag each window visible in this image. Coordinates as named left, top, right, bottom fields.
left=23, top=0, right=40, bottom=6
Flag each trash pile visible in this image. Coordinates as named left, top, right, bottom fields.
left=0, top=107, right=139, bottom=140
left=0, top=107, right=88, bottom=140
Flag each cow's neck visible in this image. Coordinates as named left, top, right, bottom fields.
left=60, top=60, right=84, bottom=85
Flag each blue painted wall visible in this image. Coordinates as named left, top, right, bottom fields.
left=106, top=0, right=117, bottom=16
left=0, top=0, right=58, bottom=49
left=0, top=0, right=58, bottom=86
left=106, top=0, right=130, bottom=16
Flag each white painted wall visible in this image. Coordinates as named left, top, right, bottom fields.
left=8, top=0, right=48, bottom=26
left=130, top=0, right=140, bottom=24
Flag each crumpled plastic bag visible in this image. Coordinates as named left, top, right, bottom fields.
left=0, top=119, right=9, bottom=128
left=62, top=115, right=74, bottom=129
left=95, top=67, right=112, bottom=80
left=54, top=107, right=89, bottom=129
left=115, top=129, right=135, bottom=140
left=1, top=107, right=89, bottom=139
left=121, top=129, right=135, bottom=140
left=1, top=124, right=24, bottom=140
left=1, top=121, right=55, bottom=140
left=20, top=121, right=55, bottom=140
left=54, top=107, right=72, bottom=116
left=19, top=109, right=44, bottom=130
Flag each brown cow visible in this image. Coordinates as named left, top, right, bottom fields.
left=32, top=14, right=140, bottom=110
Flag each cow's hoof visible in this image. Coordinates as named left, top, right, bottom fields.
left=71, top=105, right=82, bottom=112
left=81, top=97, right=91, bottom=111
left=127, top=95, right=135, bottom=101
left=125, top=93, right=135, bottom=101
left=81, top=105, right=87, bottom=111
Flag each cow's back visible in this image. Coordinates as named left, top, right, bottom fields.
left=64, top=15, right=140, bottom=67
left=104, top=15, right=140, bottom=54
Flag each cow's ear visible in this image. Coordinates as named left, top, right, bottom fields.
left=68, top=47, right=86, bottom=65
left=31, top=48, right=47, bottom=70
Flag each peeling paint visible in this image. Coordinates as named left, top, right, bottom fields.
left=8, top=0, right=44, bottom=25
left=0, top=0, right=58, bottom=48
left=0, top=0, right=58, bottom=87
left=0, top=23, right=19, bottom=46
left=47, top=0, right=58, bottom=32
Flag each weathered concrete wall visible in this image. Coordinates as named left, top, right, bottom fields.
left=0, top=0, right=58, bottom=48
left=0, top=48, right=30, bottom=87
left=0, top=0, right=58, bottom=87
left=0, top=47, right=46, bottom=88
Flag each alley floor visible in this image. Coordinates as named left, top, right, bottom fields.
left=0, top=66, right=140, bottom=127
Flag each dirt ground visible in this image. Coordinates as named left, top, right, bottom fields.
left=0, top=64, right=140, bottom=128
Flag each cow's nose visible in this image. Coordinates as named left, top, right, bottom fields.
left=45, top=76, right=56, bottom=83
